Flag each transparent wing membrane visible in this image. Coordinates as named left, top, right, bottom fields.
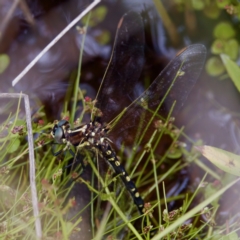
left=93, top=11, right=145, bottom=123
left=107, top=44, right=206, bottom=145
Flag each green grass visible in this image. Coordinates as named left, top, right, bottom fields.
left=0, top=93, right=239, bottom=239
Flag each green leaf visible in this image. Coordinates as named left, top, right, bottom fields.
left=95, top=30, right=111, bottom=45
left=211, top=39, right=225, bottom=54
left=82, top=6, right=107, bottom=27
left=223, top=39, right=239, bottom=60
left=0, top=54, right=10, bottom=74
left=8, top=138, right=21, bottom=153
left=197, top=145, right=240, bottom=176
left=216, top=0, right=230, bottom=9
left=192, top=0, right=205, bottom=10
left=221, top=54, right=240, bottom=92
left=214, top=22, right=236, bottom=40
left=206, top=56, right=225, bottom=76
left=203, top=2, right=221, bottom=19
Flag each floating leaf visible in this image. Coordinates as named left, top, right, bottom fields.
left=224, top=39, right=239, bottom=60
left=95, top=30, right=111, bottom=45
left=211, top=39, right=225, bottom=54
left=214, top=22, right=235, bottom=40
left=196, top=145, right=240, bottom=176
left=206, top=56, right=225, bottom=76
left=216, top=0, right=230, bottom=9
left=192, top=0, right=205, bottom=10
left=0, top=54, right=10, bottom=74
left=82, top=6, right=107, bottom=27
left=221, top=54, right=240, bottom=92
left=203, top=2, right=221, bottom=19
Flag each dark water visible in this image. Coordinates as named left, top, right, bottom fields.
left=1, top=0, right=240, bottom=239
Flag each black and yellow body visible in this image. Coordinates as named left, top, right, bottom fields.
left=51, top=119, right=145, bottom=214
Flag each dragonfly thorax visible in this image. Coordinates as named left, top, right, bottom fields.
left=52, top=119, right=111, bottom=150
left=70, top=121, right=110, bottom=150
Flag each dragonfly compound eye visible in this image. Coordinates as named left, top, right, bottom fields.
left=52, top=120, right=69, bottom=143
left=54, top=126, right=65, bottom=143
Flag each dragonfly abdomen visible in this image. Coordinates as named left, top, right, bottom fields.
left=100, top=141, right=144, bottom=214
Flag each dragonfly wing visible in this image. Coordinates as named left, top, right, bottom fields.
left=108, top=44, right=207, bottom=146
left=94, top=11, right=145, bottom=124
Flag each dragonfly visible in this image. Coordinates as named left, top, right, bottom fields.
left=51, top=11, right=206, bottom=218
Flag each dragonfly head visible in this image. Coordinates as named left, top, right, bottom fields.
left=51, top=120, right=70, bottom=144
